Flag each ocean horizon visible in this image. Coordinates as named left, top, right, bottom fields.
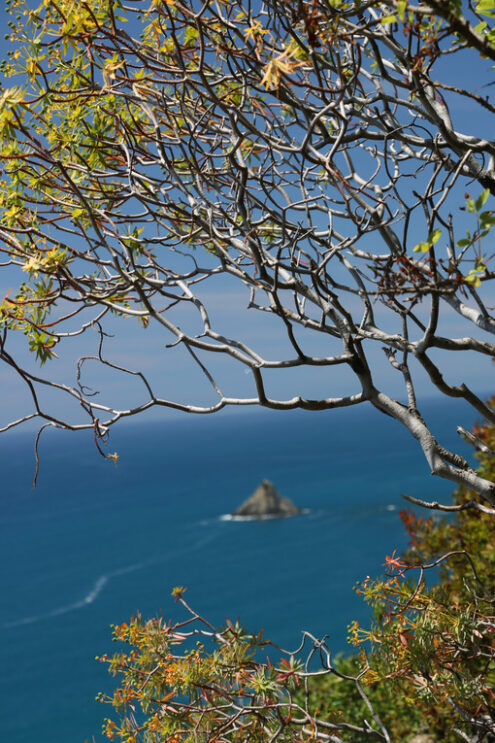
left=0, top=396, right=484, bottom=743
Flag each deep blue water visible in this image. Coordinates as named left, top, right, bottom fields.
left=0, top=398, right=481, bottom=743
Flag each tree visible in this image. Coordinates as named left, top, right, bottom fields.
left=98, top=405, right=495, bottom=743
left=0, top=0, right=494, bottom=501
left=2, top=3, right=494, bottom=740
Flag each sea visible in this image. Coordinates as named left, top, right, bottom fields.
left=0, top=396, right=482, bottom=743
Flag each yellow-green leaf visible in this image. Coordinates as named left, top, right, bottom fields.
left=380, top=14, right=397, bottom=24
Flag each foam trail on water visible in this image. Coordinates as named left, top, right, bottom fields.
left=2, top=525, right=223, bottom=630
left=1, top=561, right=145, bottom=630
left=219, top=509, right=310, bottom=522
left=81, top=575, right=108, bottom=605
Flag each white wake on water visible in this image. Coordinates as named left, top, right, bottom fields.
left=3, top=527, right=222, bottom=631
left=219, top=509, right=310, bottom=522
left=1, top=561, right=145, bottom=630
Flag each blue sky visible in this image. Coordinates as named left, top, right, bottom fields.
left=0, top=266, right=492, bottom=435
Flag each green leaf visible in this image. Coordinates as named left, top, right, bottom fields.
left=184, top=26, right=199, bottom=44
left=475, top=188, right=490, bottom=211
left=413, top=241, right=430, bottom=253
left=456, top=238, right=471, bottom=247
left=476, top=0, right=495, bottom=17
left=397, top=0, right=407, bottom=20
left=428, top=229, right=441, bottom=244
left=414, top=229, right=441, bottom=252
left=473, top=21, right=488, bottom=33
left=464, top=271, right=482, bottom=288
left=380, top=14, right=397, bottom=24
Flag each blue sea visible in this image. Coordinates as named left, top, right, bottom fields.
left=0, top=398, right=481, bottom=743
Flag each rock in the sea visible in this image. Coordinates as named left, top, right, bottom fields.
left=233, top=480, right=301, bottom=518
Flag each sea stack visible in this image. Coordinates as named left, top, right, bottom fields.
left=232, top=480, right=301, bottom=518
